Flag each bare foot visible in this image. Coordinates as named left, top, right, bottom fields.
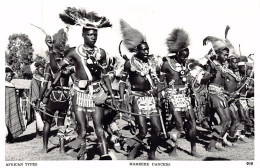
left=60, top=148, right=65, bottom=154
left=148, top=154, right=159, bottom=160
left=215, top=142, right=225, bottom=151
left=223, top=139, right=233, bottom=147
left=191, top=152, right=202, bottom=158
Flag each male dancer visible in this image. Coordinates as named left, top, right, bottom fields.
left=38, top=29, right=74, bottom=154
left=159, top=28, right=199, bottom=157
left=202, top=36, right=233, bottom=151
left=119, top=19, right=162, bottom=160
left=58, top=7, right=117, bottom=159
left=237, top=56, right=254, bottom=137
left=223, top=55, right=242, bottom=143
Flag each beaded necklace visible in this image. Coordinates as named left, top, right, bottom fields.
left=130, top=56, right=151, bottom=76
left=166, top=57, right=186, bottom=82
left=226, top=68, right=242, bottom=82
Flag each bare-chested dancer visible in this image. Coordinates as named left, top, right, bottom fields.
left=202, top=37, right=233, bottom=151
left=58, top=7, right=117, bottom=160
left=159, top=28, right=199, bottom=157
left=119, top=19, right=162, bottom=160
left=38, top=29, right=73, bottom=154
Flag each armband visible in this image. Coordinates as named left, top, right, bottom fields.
left=121, top=72, right=128, bottom=78
left=48, top=50, right=54, bottom=54
left=101, top=63, right=108, bottom=69
left=119, top=80, right=127, bottom=85
left=102, top=73, right=109, bottom=77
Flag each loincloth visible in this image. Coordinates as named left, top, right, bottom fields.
left=166, top=87, right=191, bottom=112
left=208, top=84, right=227, bottom=109
left=91, top=81, right=108, bottom=106
left=131, top=91, right=158, bottom=117
left=46, top=87, right=70, bottom=113
left=72, top=80, right=108, bottom=112
left=72, top=84, right=95, bottom=113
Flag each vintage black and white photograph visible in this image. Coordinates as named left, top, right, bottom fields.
left=1, top=0, right=259, bottom=167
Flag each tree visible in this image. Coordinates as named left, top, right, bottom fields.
left=6, top=33, right=34, bottom=78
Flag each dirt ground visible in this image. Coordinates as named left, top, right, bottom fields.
left=5, top=119, right=254, bottom=161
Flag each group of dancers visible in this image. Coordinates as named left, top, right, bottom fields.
left=8, top=7, right=254, bottom=160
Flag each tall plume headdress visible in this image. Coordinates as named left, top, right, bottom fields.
left=59, top=7, right=112, bottom=29
left=51, top=28, right=69, bottom=55
left=120, top=19, right=146, bottom=52
left=166, top=28, right=190, bottom=56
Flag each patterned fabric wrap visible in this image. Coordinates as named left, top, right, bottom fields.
left=208, top=84, right=225, bottom=95
left=132, top=91, right=158, bottom=116
left=72, top=85, right=95, bottom=113
left=46, top=87, right=70, bottom=114
left=92, top=82, right=108, bottom=105
left=50, top=88, right=70, bottom=103
left=208, top=84, right=227, bottom=108
left=5, top=86, right=25, bottom=138
left=166, top=87, right=191, bottom=112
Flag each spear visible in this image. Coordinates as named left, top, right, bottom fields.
left=30, top=23, right=48, bottom=35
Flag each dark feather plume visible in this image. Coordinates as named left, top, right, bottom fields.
left=59, top=7, right=112, bottom=28
left=166, top=28, right=190, bottom=53
left=59, top=7, right=78, bottom=25
left=225, top=25, right=230, bottom=39
left=224, top=25, right=235, bottom=54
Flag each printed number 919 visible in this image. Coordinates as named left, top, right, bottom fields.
left=246, top=162, right=253, bottom=166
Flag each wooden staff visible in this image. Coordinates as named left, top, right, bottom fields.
left=30, top=23, right=48, bottom=35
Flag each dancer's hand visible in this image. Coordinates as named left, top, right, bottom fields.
left=45, top=35, right=53, bottom=49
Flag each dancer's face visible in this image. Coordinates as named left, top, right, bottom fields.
left=136, top=42, right=149, bottom=61
left=229, top=58, right=238, bottom=71
left=238, top=64, right=246, bottom=74
left=177, top=48, right=189, bottom=65
left=218, top=49, right=229, bottom=63
left=82, top=29, right=98, bottom=48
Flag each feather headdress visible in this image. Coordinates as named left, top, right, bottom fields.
left=166, top=28, right=190, bottom=54
left=52, top=28, right=69, bottom=53
left=59, top=7, right=112, bottom=29
left=203, top=25, right=235, bottom=54
left=186, top=58, right=203, bottom=70
left=120, top=19, right=145, bottom=52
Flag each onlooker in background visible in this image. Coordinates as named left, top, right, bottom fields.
left=5, top=67, right=25, bottom=143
